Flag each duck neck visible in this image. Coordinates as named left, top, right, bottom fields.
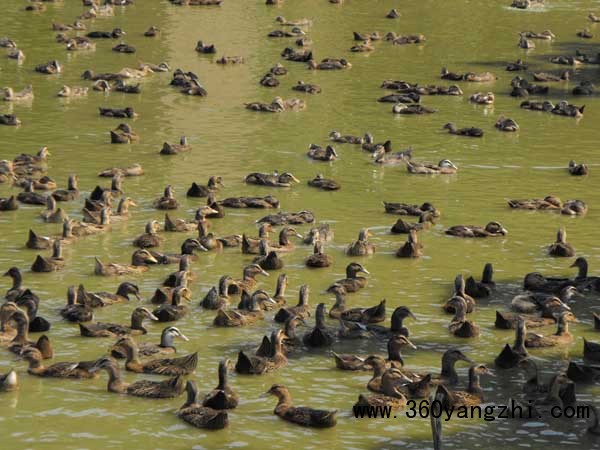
left=217, top=363, right=228, bottom=390
left=556, top=317, right=568, bottom=336
left=274, top=391, right=292, bottom=408
left=298, top=287, right=308, bottom=307
left=68, top=176, right=78, bottom=191
left=578, top=261, right=588, bottom=279
left=198, top=222, right=208, bottom=239
left=513, top=325, right=526, bottom=354
left=316, top=307, right=326, bottom=329
left=26, top=356, right=44, bottom=372
left=390, top=312, right=405, bottom=332
left=63, top=221, right=73, bottom=238
left=10, top=271, right=22, bottom=290
left=274, top=276, right=286, bottom=299
left=452, top=303, right=467, bottom=322
left=218, top=278, right=230, bottom=297
left=258, top=226, right=270, bottom=239
left=482, top=264, right=494, bottom=284
left=279, top=231, right=290, bottom=246
left=467, top=368, right=483, bottom=396
left=371, top=361, right=385, bottom=377
left=440, top=356, right=458, bottom=383
left=12, top=311, right=29, bottom=345
left=285, top=319, right=298, bottom=340
left=105, top=363, right=127, bottom=393
left=387, top=343, right=404, bottom=366
left=183, top=384, right=199, bottom=408
left=130, top=315, right=146, bottom=333
left=333, top=292, right=346, bottom=310
left=123, top=343, right=141, bottom=365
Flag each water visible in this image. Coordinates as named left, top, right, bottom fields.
left=2, top=0, right=600, bottom=448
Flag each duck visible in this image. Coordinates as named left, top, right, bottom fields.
left=561, top=199, right=587, bottom=216
left=94, top=252, right=158, bottom=276
left=524, top=312, right=573, bottom=347
left=31, top=240, right=65, bottom=273
left=228, top=264, right=269, bottom=295
left=186, top=176, right=223, bottom=197
left=112, top=197, right=137, bottom=219
left=568, top=160, right=588, bottom=176
left=112, top=42, right=136, bottom=53
left=195, top=40, right=216, bottom=53
left=276, top=16, right=312, bottom=26
left=367, top=306, right=417, bottom=338
left=133, top=221, right=163, bottom=248
left=573, top=79, right=595, bottom=94
left=164, top=214, right=196, bottom=232
left=115, top=337, right=197, bottom=375
left=0, top=114, right=20, bottom=126
left=153, top=185, right=179, bottom=210
left=78, top=282, right=141, bottom=307
left=0, top=369, right=17, bottom=391
left=469, top=92, right=494, bottom=104
left=153, top=287, right=192, bottom=322
left=256, top=210, right=315, bottom=225
left=442, top=364, right=490, bottom=407
left=110, top=123, right=139, bottom=144
left=213, top=294, right=273, bottom=327
left=160, top=137, right=192, bottom=155
left=346, top=228, right=375, bottom=256
left=328, top=262, right=369, bottom=293
left=292, top=81, right=322, bottom=94
left=71, top=209, right=111, bottom=237
left=177, top=381, right=228, bottom=429
left=3, top=267, right=28, bottom=301
left=465, top=263, right=495, bottom=298
left=99, top=106, right=136, bottom=118
left=443, top=275, right=476, bottom=313
left=446, top=221, right=507, bottom=238
left=305, top=241, right=332, bottom=268
left=396, top=229, right=423, bottom=258
left=584, top=339, right=600, bottom=362
left=20, top=348, right=96, bottom=379
left=112, top=326, right=188, bottom=359
left=551, top=101, right=585, bottom=118
left=548, top=228, right=575, bottom=257
left=269, top=227, right=303, bottom=252
left=495, top=116, right=519, bottom=131
left=98, top=163, right=143, bottom=178
left=351, top=40, right=375, bottom=52
left=0, top=303, right=53, bottom=358
left=506, top=59, right=528, bottom=71
left=235, top=330, right=288, bottom=374
left=79, top=307, right=158, bottom=338
left=219, top=195, right=278, bottom=209
left=52, top=174, right=80, bottom=202
left=307, top=58, right=351, bottom=70
left=263, top=384, right=337, bottom=427
left=307, top=144, right=337, bottom=161
left=392, top=103, right=437, bottom=114
left=443, top=122, right=484, bottom=137
left=90, top=356, right=185, bottom=398
left=200, top=276, right=233, bottom=309
left=34, top=60, right=62, bottom=74
left=60, top=286, right=93, bottom=322
left=303, top=224, right=334, bottom=244
left=329, top=131, right=364, bottom=144
left=245, top=171, right=300, bottom=187
left=307, top=174, right=340, bottom=190
left=447, top=297, right=480, bottom=338
left=372, top=147, right=412, bottom=165
left=383, top=201, right=440, bottom=217
left=428, top=349, right=474, bottom=386
left=252, top=240, right=284, bottom=271
left=302, top=303, right=335, bottom=347
left=26, top=229, right=53, bottom=250
left=3, top=85, right=33, bottom=102
left=17, top=181, right=47, bottom=205
left=274, top=284, right=311, bottom=323
left=0, top=195, right=18, bottom=211
left=39, top=196, right=66, bottom=223
left=507, top=195, right=562, bottom=210
left=203, top=359, right=239, bottom=409
left=66, top=37, right=96, bottom=51
left=329, top=286, right=385, bottom=323
left=86, top=28, right=126, bottom=39
left=391, top=213, right=433, bottom=234
left=406, top=159, right=457, bottom=175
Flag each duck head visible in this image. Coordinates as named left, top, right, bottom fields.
left=485, top=221, right=508, bottom=235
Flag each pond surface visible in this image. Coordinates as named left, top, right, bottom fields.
left=1, top=0, right=600, bottom=449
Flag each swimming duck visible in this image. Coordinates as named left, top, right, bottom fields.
left=216, top=56, right=245, bottom=65
left=268, top=27, right=305, bottom=38
left=446, top=221, right=507, bottom=238
left=202, top=359, right=239, bottom=410
left=384, top=201, right=440, bottom=218
left=195, top=40, right=216, bottom=53
left=228, top=264, right=269, bottom=295
left=60, top=286, right=93, bottom=322
left=353, top=31, right=380, bottom=41
left=3, top=267, right=28, bottom=301
left=443, top=364, right=490, bottom=407
left=0, top=195, right=18, bottom=211
left=518, top=34, right=535, bottom=49
left=392, top=103, right=437, bottom=114
left=80, top=307, right=158, bottom=338
left=78, top=282, right=141, bottom=308
left=0, top=114, right=21, bottom=126
left=110, top=123, right=138, bottom=144
left=573, top=81, right=595, bottom=96
left=219, top=195, right=278, bottom=209
left=303, top=224, right=334, bottom=245
left=548, top=228, right=575, bottom=257
left=390, top=213, right=433, bottom=234
left=329, top=287, right=385, bottom=324
left=465, top=263, right=495, bottom=298
left=3, top=85, right=33, bottom=102
left=263, top=384, right=337, bottom=427
left=274, top=284, right=310, bottom=323
left=268, top=227, right=302, bottom=252
left=307, top=144, right=337, bottom=161
left=0, top=369, right=17, bottom=391
left=71, top=209, right=111, bottom=237
left=35, top=60, right=61, bottom=74
left=396, top=229, right=423, bottom=258
left=66, top=37, right=96, bottom=51
left=213, top=294, right=273, bottom=327
left=133, top=221, right=162, bottom=249
left=252, top=240, right=284, bottom=271
left=16, top=175, right=56, bottom=191
left=368, top=306, right=417, bottom=338
left=177, top=380, right=228, bottom=429
left=51, top=175, right=79, bottom=202
left=153, top=185, right=179, bottom=210
left=406, top=159, right=457, bottom=175
left=186, top=176, right=223, bottom=197
left=0, top=303, right=53, bottom=358
left=152, top=287, right=192, bottom=322
left=260, top=73, right=279, bottom=87
left=447, top=297, right=480, bottom=338
left=31, top=240, right=64, bottom=273
left=87, top=28, right=125, bottom=39
left=245, top=170, right=300, bottom=187
left=469, top=92, right=495, bottom=104
left=351, top=40, right=374, bottom=52
left=495, top=116, right=519, bottom=131
left=17, top=181, right=47, bottom=205
left=524, top=312, right=573, bottom=347
left=256, top=210, right=315, bottom=225
left=506, top=59, right=528, bottom=71
left=90, top=356, right=185, bottom=398
left=328, top=263, right=369, bottom=293
left=378, top=93, right=420, bottom=104
left=99, top=106, right=136, bottom=119
left=346, top=228, right=375, bottom=256
left=200, top=277, right=231, bottom=311
left=21, top=348, right=95, bottom=379
left=533, top=71, right=570, bottom=82
left=372, top=147, right=412, bottom=165
left=115, top=80, right=142, bottom=94
left=112, top=42, right=136, bottom=53
left=329, top=131, right=364, bottom=144
left=568, top=160, right=588, bottom=176
left=443, top=122, right=484, bottom=137
left=94, top=251, right=158, bottom=276
left=507, top=195, right=562, bottom=210
left=577, top=29, right=593, bottom=39
left=305, top=241, right=332, bottom=268
left=566, top=361, right=600, bottom=384
left=307, top=174, right=340, bottom=190
left=552, top=100, right=585, bottom=118
left=112, top=326, right=188, bottom=359
left=441, top=68, right=496, bottom=82
left=163, top=214, right=195, bottom=233
left=160, top=136, right=191, bottom=155
left=302, top=303, right=335, bottom=347
left=115, top=337, right=197, bottom=375
left=308, top=58, right=351, bottom=70
left=40, top=196, right=66, bottom=223
left=236, top=330, right=287, bottom=374
left=443, top=275, right=476, bottom=314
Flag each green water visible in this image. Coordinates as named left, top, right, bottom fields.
left=2, top=0, right=600, bottom=448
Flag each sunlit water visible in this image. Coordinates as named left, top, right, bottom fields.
left=2, top=0, right=600, bottom=449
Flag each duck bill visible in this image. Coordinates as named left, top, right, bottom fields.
left=178, top=333, right=190, bottom=342
left=259, top=268, right=270, bottom=277
left=360, top=268, right=370, bottom=275
left=148, top=313, right=160, bottom=321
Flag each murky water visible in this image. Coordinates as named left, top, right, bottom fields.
left=2, top=0, right=600, bottom=448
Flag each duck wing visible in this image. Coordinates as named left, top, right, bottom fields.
left=143, top=352, right=198, bottom=375
left=128, top=375, right=185, bottom=398
left=235, top=350, right=267, bottom=374
left=282, top=406, right=337, bottom=427
left=178, top=406, right=228, bottom=429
